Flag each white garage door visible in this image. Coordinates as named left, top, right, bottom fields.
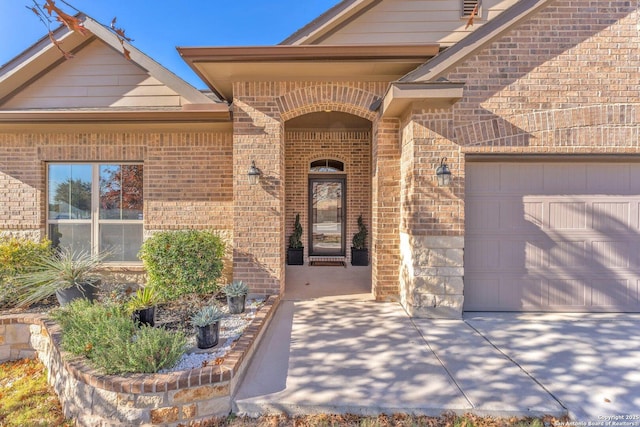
left=464, top=161, right=640, bottom=312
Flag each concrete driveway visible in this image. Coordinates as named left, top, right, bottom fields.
left=465, top=313, right=640, bottom=421
left=234, top=270, right=640, bottom=421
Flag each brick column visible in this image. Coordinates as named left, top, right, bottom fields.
left=399, top=109, right=465, bottom=318
left=232, top=84, right=285, bottom=295
left=371, top=118, right=401, bottom=301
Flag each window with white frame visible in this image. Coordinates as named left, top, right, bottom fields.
left=47, top=163, right=143, bottom=263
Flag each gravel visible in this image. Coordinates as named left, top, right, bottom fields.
left=160, top=297, right=265, bottom=373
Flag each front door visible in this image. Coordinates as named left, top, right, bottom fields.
left=309, top=177, right=346, bottom=256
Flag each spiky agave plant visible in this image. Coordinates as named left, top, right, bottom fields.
left=15, top=248, right=105, bottom=307
left=222, top=280, right=249, bottom=298
left=191, top=305, right=224, bottom=327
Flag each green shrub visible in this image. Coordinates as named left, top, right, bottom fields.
left=138, top=230, right=225, bottom=301
left=50, top=300, right=132, bottom=357
left=0, top=238, right=51, bottom=307
left=115, top=326, right=186, bottom=374
left=51, top=300, right=186, bottom=375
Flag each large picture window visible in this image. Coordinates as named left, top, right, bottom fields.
left=47, top=163, right=143, bottom=263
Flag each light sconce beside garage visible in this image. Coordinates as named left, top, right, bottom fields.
left=436, top=157, right=452, bottom=187
left=247, top=160, right=261, bottom=185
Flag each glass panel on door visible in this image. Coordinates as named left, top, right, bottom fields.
left=309, top=178, right=345, bottom=256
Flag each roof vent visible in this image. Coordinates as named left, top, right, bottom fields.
left=461, top=0, right=481, bottom=17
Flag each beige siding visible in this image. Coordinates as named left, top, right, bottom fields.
left=319, top=0, right=517, bottom=46
left=2, top=40, right=185, bottom=109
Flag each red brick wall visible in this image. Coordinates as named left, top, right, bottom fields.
left=233, top=81, right=397, bottom=299
left=372, top=118, right=401, bottom=300
left=400, top=110, right=464, bottom=237
left=0, top=136, right=42, bottom=234
left=406, top=0, right=640, bottom=236
left=0, top=127, right=233, bottom=248
left=233, top=84, right=286, bottom=296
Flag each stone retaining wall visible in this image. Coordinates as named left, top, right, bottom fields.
left=0, top=295, right=278, bottom=426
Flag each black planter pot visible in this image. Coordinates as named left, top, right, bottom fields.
left=227, top=295, right=246, bottom=314
left=287, top=247, right=304, bottom=265
left=133, top=306, right=156, bottom=327
left=351, top=248, right=369, bottom=266
left=55, top=281, right=98, bottom=306
left=196, top=322, right=220, bottom=349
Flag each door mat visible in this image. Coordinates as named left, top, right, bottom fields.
left=309, top=260, right=346, bottom=267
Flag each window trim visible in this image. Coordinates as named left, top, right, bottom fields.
left=46, top=162, right=144, bottom=265
left=309, top=159, right=345, bottom=173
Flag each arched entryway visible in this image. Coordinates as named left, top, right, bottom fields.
left=283, top=111, right=373, bottom=299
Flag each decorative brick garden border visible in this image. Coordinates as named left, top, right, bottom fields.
left=0, top=295, right=279, bottom=426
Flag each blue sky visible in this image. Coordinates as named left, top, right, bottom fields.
left=0, top=1, right=342, bottom=89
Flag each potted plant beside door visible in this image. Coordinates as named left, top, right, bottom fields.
left=287, top=213, right=304, bottom=265
left=351, top=215, right=369, bottom=266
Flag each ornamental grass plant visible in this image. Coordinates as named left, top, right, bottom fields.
left=14, top=248, right=105, bottom=308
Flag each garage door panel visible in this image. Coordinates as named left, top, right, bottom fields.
left=465, top=240, right=500, bottom=270
left=586, top=164, right=630, bottom=194
left=523, top=201, right=544, bottom=228
left=524, top=240, right=547, bottom=268
left=591, top=240, right=630, bottom=268
left=547, top=279, right=587, bottom=307
left=464, top=277, right=500, bottom=310
left=466, top=198, right=501, bottom=231
left=592, top=202, right=630, bottom=232
left=502, top=198, right=545, bottom=231
left=465, top=161, right=640, bottom=312
left=521, top=278, right=544, bottom=308
left=500, top=163, right=544, bottom=193
left=590, top=278, right=631, bottom=307
left=543, top=164, right=587, bottom=194
left=548, top=241, right=587, bottom=268
left=549, top=202, right=587, bottom=230
left=466, top=163, right=500, bottom=193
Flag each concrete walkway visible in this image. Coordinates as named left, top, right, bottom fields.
left=234, top=297, right=566, bottom=417
left=234, top=267, right=640, bottom=421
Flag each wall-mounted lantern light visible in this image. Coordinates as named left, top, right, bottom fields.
left=436, top=157, right=452, bottom=187
left=248, top=160, right=261, bottom=185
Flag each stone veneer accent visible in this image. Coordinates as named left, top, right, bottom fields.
left=0, top=296, right=278, bottom=426
left=400, top=233, right=464, bottom=318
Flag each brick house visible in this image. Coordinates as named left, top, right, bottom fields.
left=1, top=0, right=639, bottom=318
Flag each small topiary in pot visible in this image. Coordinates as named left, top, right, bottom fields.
left=223, top=280, right=249, bottom=314
left=191, top=305, right=224, bottom=349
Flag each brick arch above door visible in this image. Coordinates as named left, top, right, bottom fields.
left=277, top=83, right=383, bottom=123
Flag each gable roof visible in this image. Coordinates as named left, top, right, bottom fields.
left=0, top=15, right=229, bottom=123
left=376, top=0, right=553, bottom=117
left=399, top=0, right=552, bottom=82
left=281, top=0, right=380, bottom=45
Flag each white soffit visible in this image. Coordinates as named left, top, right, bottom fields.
left=380, top=82, right=465, bottom=117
